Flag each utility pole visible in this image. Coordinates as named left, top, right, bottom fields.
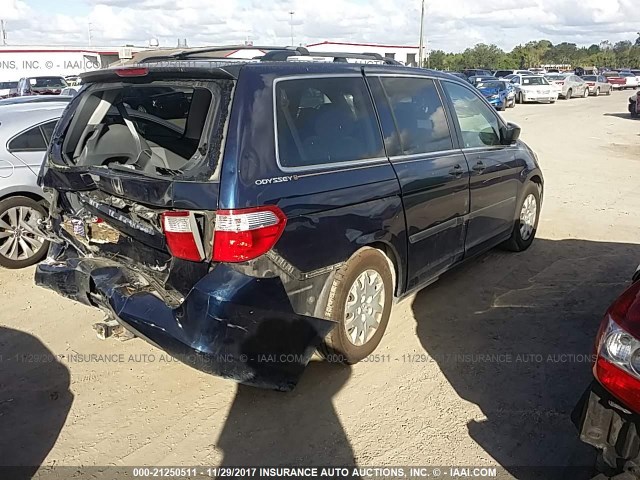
left=418, top=0, right=425, bottom=67
left=1, top=20, right=7, bottom=46
left=289, top=11, right=295, bottom=46
left=88, top=22, right=93, bottom=47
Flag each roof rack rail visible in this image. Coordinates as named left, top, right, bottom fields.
left=138, top=45, right=308, bottom=63
left=135, top=45, right=405, bottom=66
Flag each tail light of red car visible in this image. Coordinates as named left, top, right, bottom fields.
left=162, top=206, right=287, bottom=263
left=593, top=280, right=640, bottom=413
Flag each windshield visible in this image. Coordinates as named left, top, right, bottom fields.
left=58, top=80, right=231, bottom=179
left=619, top=72, right=633, bottom=77
left=522, top=76, right=549, bottom=86
left=582, top=75, right=597, bottom=81
left=477, top=81, right=505, bottom=89
left=30, top=77, right=67, bottom=88
left=604, top=73, right=620, bottom=78
left=0, top=81, right=17, bottom=89
left=545, top=74, right=565, bottom=81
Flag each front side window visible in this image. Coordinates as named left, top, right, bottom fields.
left=380, top=77, right=453, bottom=155
left=275, top=77, right=383, bottom=169
left=442, top=81, right=502, bottom=149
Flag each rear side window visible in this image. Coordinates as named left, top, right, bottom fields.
left=381, top=77, right=453, bottom=155
left=60, top=82, right=222, bottom=176
left=275, top=76, right=384, bottom=169
left=8, top=125, right=47, bottom=151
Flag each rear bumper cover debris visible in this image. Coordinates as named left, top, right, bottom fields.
left=35, top=257, right=335, bottom=391
left=573, top=380, right=640, bottom=472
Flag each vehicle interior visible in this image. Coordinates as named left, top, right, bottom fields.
left=63, top=84, right=213, bottom=174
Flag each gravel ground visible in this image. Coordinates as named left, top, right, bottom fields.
left=1, top=90, right=639, bottom=478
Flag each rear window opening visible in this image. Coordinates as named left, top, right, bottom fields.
left=60, top=81, right=224, bottom=177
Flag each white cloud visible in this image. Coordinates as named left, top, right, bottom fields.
left=0, top=0, right=639, bottom=51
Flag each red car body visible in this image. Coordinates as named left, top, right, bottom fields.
left=604, top=75, right=627, bottom=89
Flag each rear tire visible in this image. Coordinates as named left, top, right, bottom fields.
left=0, top=196, right=49, bottom=269
left=565, top=88, right=572, bottom=100
left=606, top=87, right=611, bottom=95
left=594, top=87, right=600, bottom=96
left=318, top=247, right=393, bottom=364
left=583, top=87, right=589, bottom=98
left=502, top=183, right=541, bottom=252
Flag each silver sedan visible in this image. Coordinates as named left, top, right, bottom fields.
left=545, top=73, right=590, bottom=100
left=581, top=75, right=613, bottom=96
left=0, top=103, right=66, bottom=268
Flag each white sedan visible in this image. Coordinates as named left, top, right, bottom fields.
left=507, top=74, right=559, bottom=104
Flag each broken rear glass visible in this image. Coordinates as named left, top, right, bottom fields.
left=58, top=81, right=229, bottom=178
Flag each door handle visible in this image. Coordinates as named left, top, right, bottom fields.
left=472, top=161, right=486, bottom=172
left=448, top=164, right=463, bottom=177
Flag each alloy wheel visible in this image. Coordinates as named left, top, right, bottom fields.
left=0, top=206, right=45, bottom=261
left=519, top=194, right=537, bottom=241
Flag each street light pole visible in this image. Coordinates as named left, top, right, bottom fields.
left=418, top=0, right=425, bottom=67
left=289, top=11, right=295, bottom=46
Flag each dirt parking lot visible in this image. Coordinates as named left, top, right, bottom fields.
left=1, top=90, right=639, bottom=478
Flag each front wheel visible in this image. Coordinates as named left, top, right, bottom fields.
left=565, top=89, right=572, bottom=100
left=583, top=87, right=589, bottom=98
left=501, top=183, right=541, bottom=252
left=318, top=248, right=393, bottom=364
left=0, top=196, right=49, bottom=269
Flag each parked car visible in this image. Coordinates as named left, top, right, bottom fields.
left=573, top=266, right=640, bottom=477
left=35, top=56, right=544, bottom=390
left=493, top=69, right=532, bottom=78
left=0, top=103, right=67, bottom=268
left=13, top=76, right=68, bottom=97
left=619, top=72, right=639, bottom=90
left=544, top=73, right=589, bottom=100
left=446, top=72, right=469, bottom=81
left=0, top=95, right=73, bottom=106
left=630, top=91, right=639, bottom=118
left=468, top=75, right=497, bottom=86
left=60, top=87, right=79, bottom=97
left=461, top=69, right=493, bottom=78
left=603, top=72, right=627, bottom=90
left=476, top=79, right=514, bottom=110
left=64, top=75, right=80, bottom=86
left=0, top=81, right=18, bottom=99
left=508, top=74, right=558, bottom=103
left=581, top=75, right=613, bottom=96
left=528, top=68, right=547, bottom=75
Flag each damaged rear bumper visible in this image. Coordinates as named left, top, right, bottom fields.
left=35, top=254, right=335, bottom=391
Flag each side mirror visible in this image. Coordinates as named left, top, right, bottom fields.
left=501, top=122, right=521, bottom=145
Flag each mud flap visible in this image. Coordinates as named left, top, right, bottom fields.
left=37, top=260, right=336, bottom=391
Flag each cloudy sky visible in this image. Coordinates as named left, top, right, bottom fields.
left=1, top=0, right=638, bottom=52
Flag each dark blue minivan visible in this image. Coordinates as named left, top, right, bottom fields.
left=35, top=50, right=543, bottom=390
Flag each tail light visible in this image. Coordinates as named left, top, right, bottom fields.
left=587, top=82, right=595, bottom=86
left=557, top=81, right=564, bottom=85
left=213, top=206, right=287, bottom=262
left=161, top=206, right=287, bottom=263
left=114, top=67, right=149, bottom=77
left=593, top=281, right=640, bottom=413
left=162, top=211, right=205, bottom=262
